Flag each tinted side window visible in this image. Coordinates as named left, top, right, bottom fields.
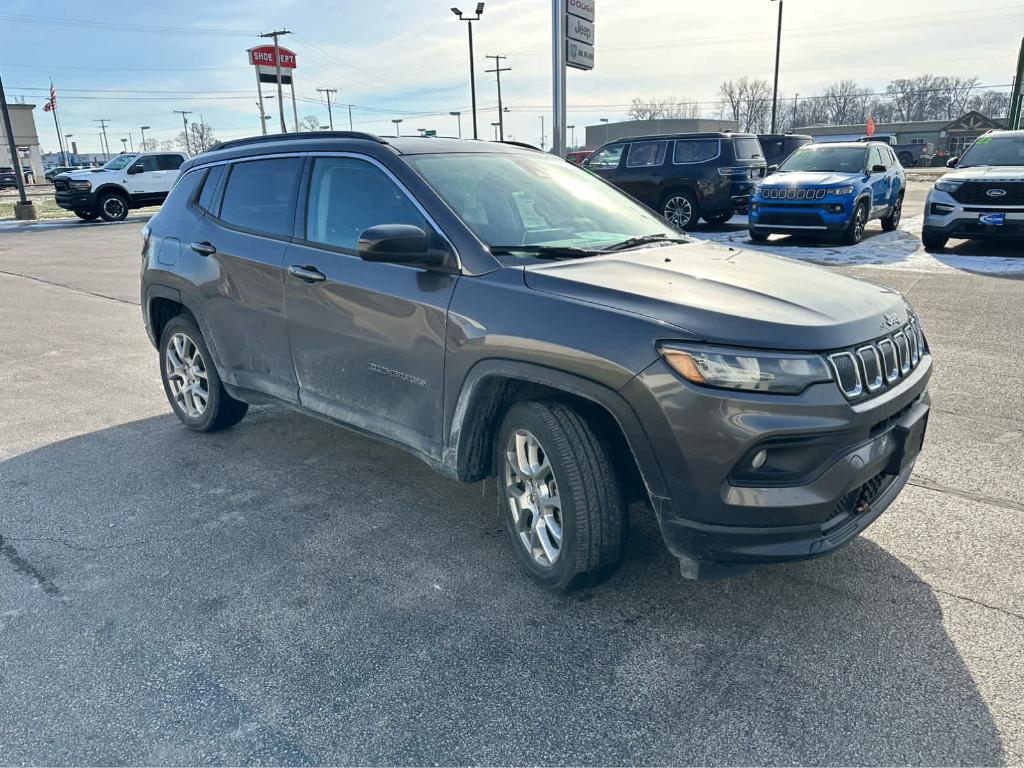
left=626, top=141, right=667, bottom=168
left=219, top=158, right=303, bottom=237
left=869, top=148, right=885, bottom=169
left=138, top=156, right=160, bottom=172
left=162, top=168, right=205, bottom=212
left=158, top=154, right=185, bottom=171
left=305, top=157, right=428, bottom=252
left=587, top=144, right=624, bottom=169
left=732, top=137, right=764, bottom=160
left=673, top=139, right=719, bottom=164
left=196, top=164, right=225, bottom=212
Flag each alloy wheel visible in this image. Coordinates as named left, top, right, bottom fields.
left=165, top=332, right=209, bottom=417
left=503, top=428, right=563, bottom=567
left=853, top=204, right=867, bottom=240
left=892, top=197, right=902, bottom=227
left=102, top=196, right=126, bottom=220
left=663, top=196, right=693, bottom=229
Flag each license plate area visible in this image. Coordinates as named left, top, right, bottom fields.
left=886, top=405, right=929, bottom=475
left=978, top=212, right=1006, bottom=226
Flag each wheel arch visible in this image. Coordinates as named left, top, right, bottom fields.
left=445, top=359, right=668, bottom=505
left=93, top=183, right=129, bottom=201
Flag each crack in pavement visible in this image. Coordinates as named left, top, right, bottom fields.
left=0, top=269, right=138, bottom=306
left=0, top=535, right=60, bottom=595
left=908, top=475, right=1024, bottom=513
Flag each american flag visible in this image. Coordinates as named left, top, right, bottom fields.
left=42, top=82, right=57, bottom=112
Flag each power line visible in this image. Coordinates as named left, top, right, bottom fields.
left=0, top=12, right=259, bottom=37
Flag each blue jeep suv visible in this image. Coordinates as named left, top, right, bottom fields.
left=749, top=141, right=905, bottom=244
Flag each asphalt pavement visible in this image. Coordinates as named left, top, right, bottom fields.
left=1, top=206, right=1022, bottom=765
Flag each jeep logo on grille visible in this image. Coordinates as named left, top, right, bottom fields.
left=883, top=312, right=900, bottom=327
left=986, top=188, right=1007, bottom=197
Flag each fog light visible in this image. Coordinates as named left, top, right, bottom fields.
left=751, top=449, right=768, bottom=469
left=829, top=204, right=844, bottom=214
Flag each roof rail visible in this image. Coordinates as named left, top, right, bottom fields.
left=208, top=130, right=388, bottom=152
left=499, top=140, right=543, bottom=152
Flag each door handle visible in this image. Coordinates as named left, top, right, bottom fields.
left=190, top=241, right=216, bottom=256
left=288, top=264, right=326, bottom=283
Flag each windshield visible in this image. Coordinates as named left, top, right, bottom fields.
left=102, top=154, right=138, bottom=171
left=958, top=135, right=1024, bottom=167
left=408, top=152, right=677, bottom=258
left=778, top=146, right=866, bottom=173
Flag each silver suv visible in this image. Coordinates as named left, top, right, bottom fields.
left=922, top=129, right=1024, bottom=251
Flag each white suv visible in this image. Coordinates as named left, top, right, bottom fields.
left=53, top=151, right=189, bottom=222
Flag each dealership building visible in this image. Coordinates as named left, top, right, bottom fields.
left=0, top=102, right=44, bottom=179
left=794, top=110, right=1005, bottom=156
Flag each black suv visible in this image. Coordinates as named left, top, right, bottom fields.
left=582, top=132, right=767, bottom=228
left=141, top=132, right=931, bottom=591
left=758, top=133, right=813, bottom=167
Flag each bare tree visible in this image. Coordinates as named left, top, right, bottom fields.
left=942, top=76, right=981, bottom=119
left=299, top=115, right=323, bottom=131
left=822, top=80, right=870, bottom=124
left=718, top=78, right=772, bottom=132
left=628, top=97, right=701, bottom=121
left=178, top=121, right=217, bottom=154
left=968, top=89, right=1011, bottom=118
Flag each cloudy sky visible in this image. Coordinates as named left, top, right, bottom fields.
left=2, top=0, right=1021, bottom=155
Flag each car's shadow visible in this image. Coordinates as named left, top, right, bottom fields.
left=1, top=407, right=1005, bottom=765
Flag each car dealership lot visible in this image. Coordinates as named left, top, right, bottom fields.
left=1, top=217, right=1022, bottom=764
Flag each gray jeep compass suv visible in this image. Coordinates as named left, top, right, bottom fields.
left=141, top=132, right=931, bottom=591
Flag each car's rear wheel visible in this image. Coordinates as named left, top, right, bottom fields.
left=74, top=210, right=98, bottom=221
left=97, top=190, right=129, bottom=222
left=881, top=193, right=903, bottom=232
left=841, top=200, right=869, bottom=245
left=497, top=401, right=626, bottom=592
left=159, top=315, right=248, bottom=432
left=661, top=190, right=699, bottom=230
left=749, top=228, right=770, bottom=242
left=702, top=210, right=734, bottom=225
left=921, top=231, right=949, bottom=252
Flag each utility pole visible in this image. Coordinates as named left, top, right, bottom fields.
left=484, top=54, right=511, bottom=143
left=260, top=29, right=291, bottom=134
left=0, top=71, right=35, bottom=218
left=316, top=87, right=338, bottom=130
left=347, top=104, right=353, bottom=130
left=770, top=0, right=783, bottom=134
left=451, top=5, right=484, bottom=140
left=551, top=0, right=566, bottom=157
left=538, top=115, right=545, bottom=150
left=173, top=110, right=192, bottom=154
left=93, top=118, right=111, bottom=159
left=140, top=125, right=150, bottom=151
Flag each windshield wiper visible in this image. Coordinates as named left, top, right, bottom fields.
left=489, top=244, right=601, bottom=260
left=602, top=233, right=689, bottom=252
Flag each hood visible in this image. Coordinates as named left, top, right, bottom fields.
left=523, top=241, right=907, bottom=351
left=762, top=171, right=860, bottom=187
left=62, top=168, right=109, bottom=180
left=942, top=165, right=1024, bottom=182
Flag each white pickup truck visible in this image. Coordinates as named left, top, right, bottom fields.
left=53, top=151, right=189, bottom=222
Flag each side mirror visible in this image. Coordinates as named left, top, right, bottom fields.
left=357, top=224, right=457, bottom=272
left=767, top=164, right=779, bottom=175
left=127, top=164, right=145, bottom=175
left=946, top=156, right=959, bottom=168
left=871, top=164, right=888, bottom=173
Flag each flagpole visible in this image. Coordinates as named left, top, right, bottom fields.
left=48, top=80, right=66, bottom=165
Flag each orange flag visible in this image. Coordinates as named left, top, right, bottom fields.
left=866, top=115, right=876, bottom=137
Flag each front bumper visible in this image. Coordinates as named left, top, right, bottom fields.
left=54, top=189, right=97, bottom=212
left=748, top=196, right=855, bottom=234
left=624, top=352, right=932, bottom=570
left=923, top=188, right=1024, bottom=240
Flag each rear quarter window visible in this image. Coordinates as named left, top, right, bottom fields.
left=732, top=137, right=764, bottom=161
left=626, top=141, right=668, bottom=168
left=196, top=165, right=225, bottom=213
left=673, top=139, right=720, bottom=164
left=161, top=168, right=206, bottom=213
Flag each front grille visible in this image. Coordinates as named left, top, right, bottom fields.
left=828, top=318, right=926, bottom=401
left=758, top=212, right=825, bottom=227
left=823, top=470, right=893, bottom=528
left=761, top=187, right=828, bottom=200
left=951, top=181, right=1024, bottom=206
left=54, top=179, right=69, bottom=191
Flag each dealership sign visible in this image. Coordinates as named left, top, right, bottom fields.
left=566, top=0, right=594, bottom=70
left=247, top=45, right=297, bottom=84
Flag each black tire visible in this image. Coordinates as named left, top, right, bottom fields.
left=749, top=228, right=770, bottom=242
left=97, top=190, right=129, bottom=222
left=74, top=210, right=99, bottom=221
left=496, top=401, right=627, bottom=592
left=880, top=193, right=903, bottom=232
left=159, top=315, right=248, bottom=432
left=841, top=200, right=869, bottom=245
left=922, top=231, right=949, bottom=252
left=702, top=210, right=734, bottom=225
left=660, top=189, right=700, bottom=230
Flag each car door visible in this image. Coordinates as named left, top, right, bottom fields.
left=282, top=154, right=458, bottom=459
left=867, top=147, right=891, bottom=216
left=582, top=143, right=626, bottom=185
left=123, top=155, right=165, bottom=204
left=188, top=156, right=303, bottom=403
left=614, top=140, right=669, bottom=208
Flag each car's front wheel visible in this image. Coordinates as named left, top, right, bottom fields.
left=749, top=228, right=770, bottom=242
left=159, top=315, right=248, bottom=432
left=97, top=190, right=129, bottom=222
left=841, top=200, right=869, bottom=245
left=661, top=190, right=699, bottom=230
left=74, top=210, right=99, bottom=221
left=921, top=231, right=949, bottom=252
left=881, top=193, right=903, bottom=232
left=702, top=210, right=734, bottom=225
left=497, top=401, right=626, bottom=592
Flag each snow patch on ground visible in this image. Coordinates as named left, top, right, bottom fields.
left=687, top=214, right=1024, bottom=276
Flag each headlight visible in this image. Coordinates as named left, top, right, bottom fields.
left=717, top=167, right=747, bottom=176
left=659, top=344, right=832, bottom=394
left=69, top=180, right=92, bottom=191
left=829, top=185, right=854, bottom=196
left=934, top=179, right=962, bottom=193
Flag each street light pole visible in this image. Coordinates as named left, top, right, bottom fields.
left=449, top=111, right=462, bottom=138
left=538, top=115, right=545, bottom=150
left=568, top=124, right=575, bottom=147
left=391, top=118, right=403, bottom=136
left=770, top=0, right=783, bottom=134
left=139, top=125, right=150, bottom=151
left=451, top=4, right=485, bottom=140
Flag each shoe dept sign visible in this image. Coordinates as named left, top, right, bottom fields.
left=566, top=0, right=594, bottom=70
left=247, top=45, right=297, bottom=84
